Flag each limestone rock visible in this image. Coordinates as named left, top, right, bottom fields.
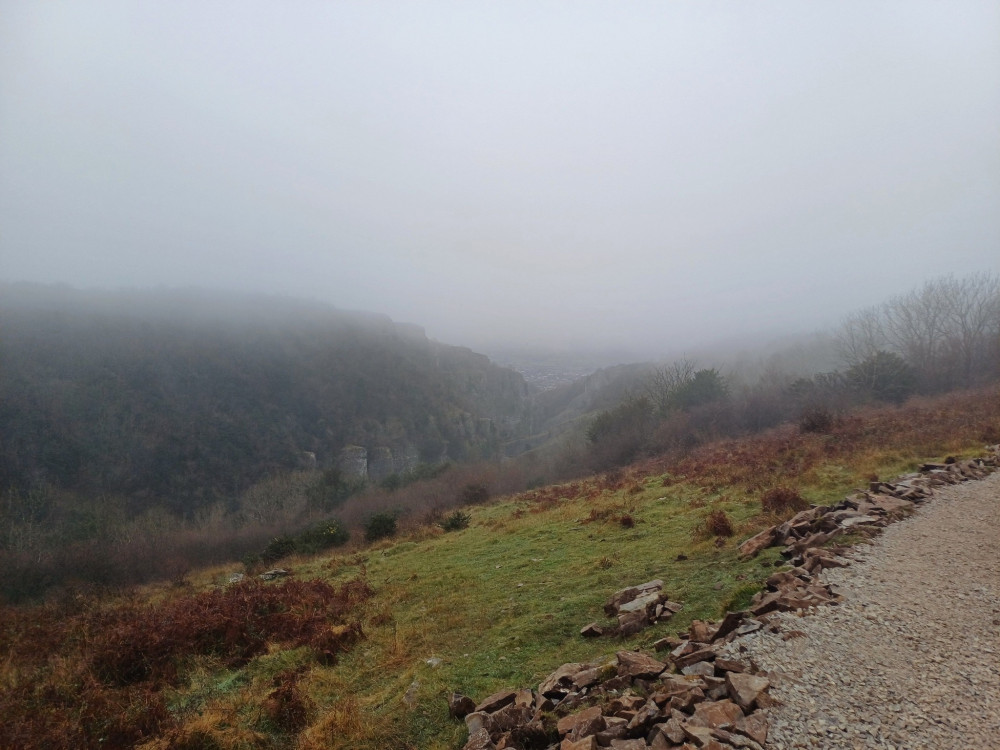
left=258, top=568, right=290, bottom=580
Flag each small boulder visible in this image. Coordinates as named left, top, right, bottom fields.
left=738, top=528, right=776, bottom=558
left=732, top=711, right=769, bottom=745
left=561, top=705, right=606, bottom=741
left=617, top=591, right=661, bottom=616
left=539, top=663, right=587, bottom=696
left=726, top=673, right=770, bottom=712
left=689, top=699, right=743, bottom=729
left=625, top=699, right=661, bottom=734
left=465, top=712, right=490, bottom=734
left=463, top=727, right=496, bottom=750
left=712, top=611, right=747, bottom=642
left=714, top=658, right=745, bottom=674
left=475, top=689, right=517, bottom=714
left=672, top=647, right=716, bottom=669
left=687, top=620, right=716, bottom=643
left=571, top=666, right=603, bottom=690
left=617, top=611, right=649, bottom=637
left=490, top=704, right=533, bottom=733
left=616, top=650, right=667, bottom=679
left=653, top=717, right=687, bottom=745
left=681, top=661, right=716, bottom=678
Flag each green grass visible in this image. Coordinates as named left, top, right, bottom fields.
left=173, top=443, right=979, bottom=748
left=5, top=388, right=998, bottom=750
left=284, top=481, right=790, bottom=749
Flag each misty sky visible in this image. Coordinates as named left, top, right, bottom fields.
left=2, top=2, right=998, bottom=355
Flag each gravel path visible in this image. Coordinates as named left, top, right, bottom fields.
left=726, top=471, right=1000, bottom=750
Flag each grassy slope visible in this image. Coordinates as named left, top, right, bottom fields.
left=164, top=388, right=1000, bottom=750
left=293, top=484, right=786, bottom=749
left=4, top=388, right=998, bottom=750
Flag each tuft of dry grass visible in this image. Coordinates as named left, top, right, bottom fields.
left=704, top=509, right=735, bottom=537
left=760, top=486, right=808, bottom=516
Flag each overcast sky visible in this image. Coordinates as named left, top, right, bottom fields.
left=2, top=1, right=998, bottom=355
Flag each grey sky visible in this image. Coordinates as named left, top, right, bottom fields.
left=2, top=1, right=998, bottom=354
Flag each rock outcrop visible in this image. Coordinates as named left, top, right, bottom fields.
left=593, top=580, right=684, bottom=638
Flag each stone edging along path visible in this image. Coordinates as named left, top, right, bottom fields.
left=450, top=446, right=1000, bottom=750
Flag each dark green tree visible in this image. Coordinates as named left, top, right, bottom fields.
left=364, top=512, right=397, bottom=542
left=673, top=368, right=729, bottom=409
left=846, top=350, right=916, bottom=404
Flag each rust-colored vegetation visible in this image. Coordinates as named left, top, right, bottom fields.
left=648, top=386, right=1000, bottom=494
left=259, top=668, right=314, bottom=734
left=704, top=509, right=734, bottom=537
left=0, top=577, right=371, bottom=750
left=760, top=486, right=809, bottom=515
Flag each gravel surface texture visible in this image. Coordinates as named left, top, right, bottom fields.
left=724, top=470, right=1000, bottom=750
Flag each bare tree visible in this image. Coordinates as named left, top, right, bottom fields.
left=939, top=273, right=1000, bottom=386
left=837, top=272, right=1000, bottom=392
left=644, top=359, right=695, bottom=414
left=836, top=305, right=886, bottom=368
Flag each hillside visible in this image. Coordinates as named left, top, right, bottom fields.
left=0, top=284, right=532, bottom=513
left=3, top=386, right=997, bottom=749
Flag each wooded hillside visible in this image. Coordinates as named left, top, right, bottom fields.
left=0, top=284, right=531, bottom=513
